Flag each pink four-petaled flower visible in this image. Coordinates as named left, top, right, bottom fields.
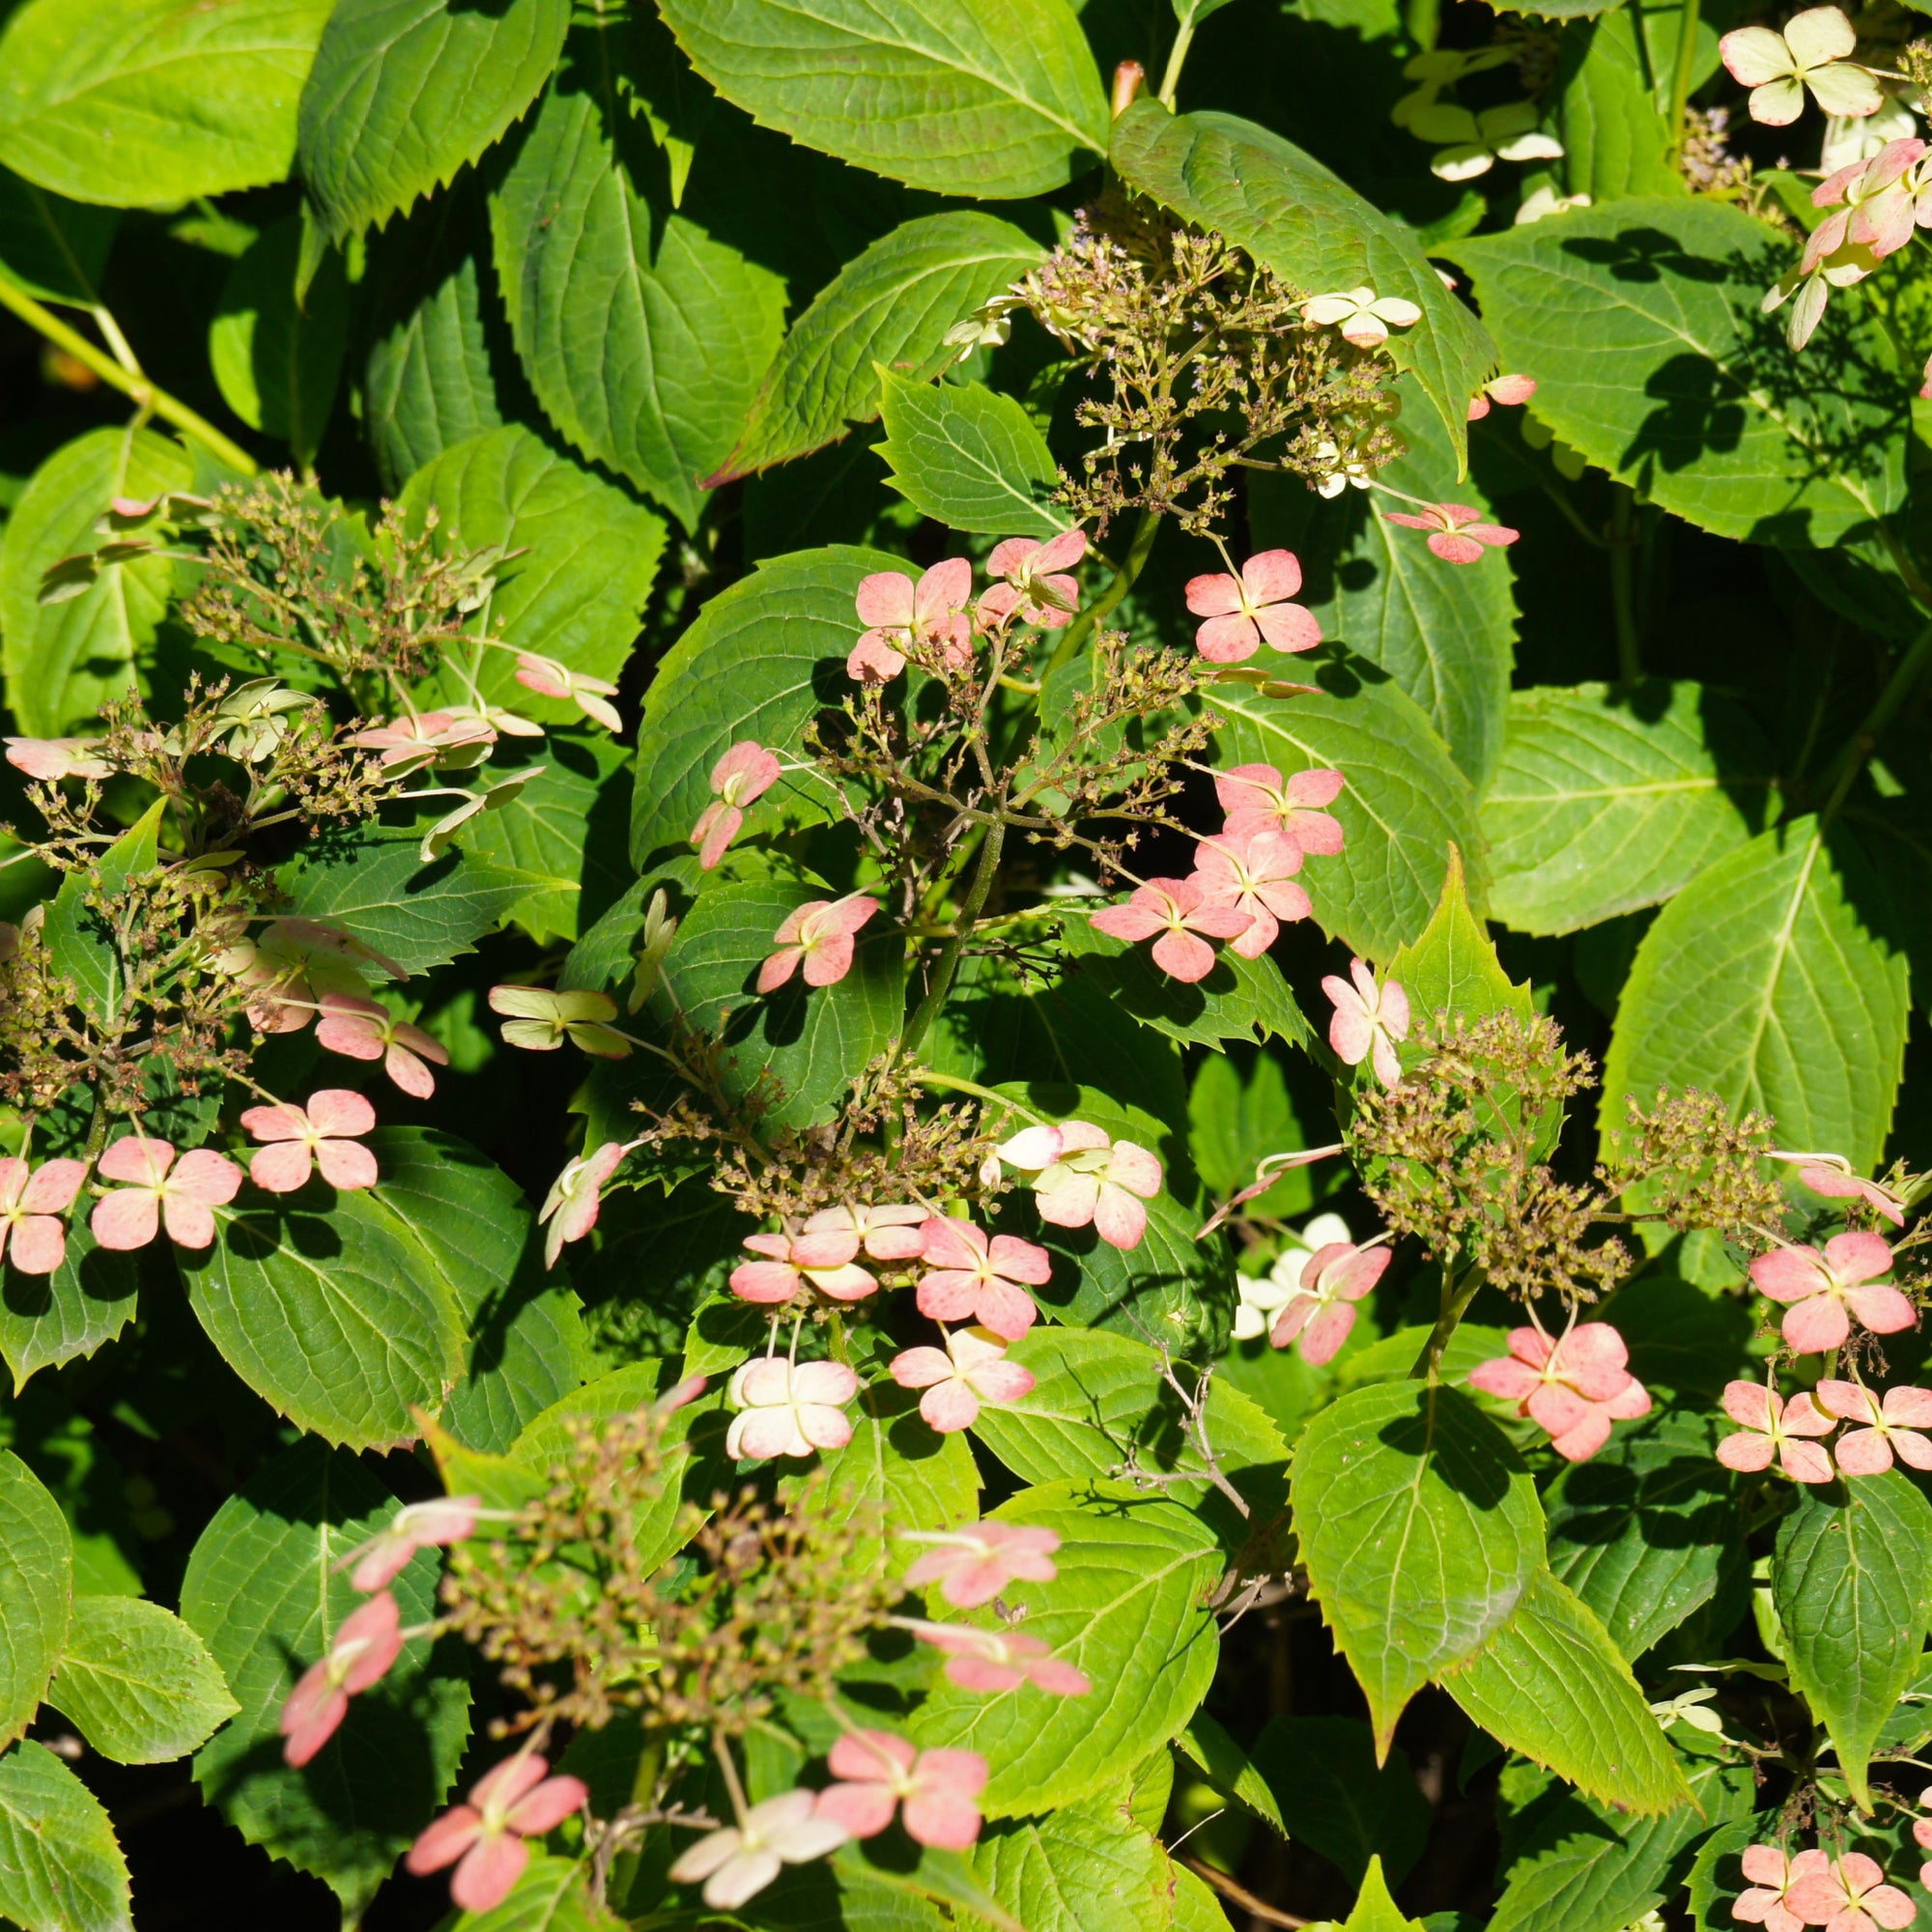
left=724, top=1356, right=861, bottom=1460
left=514, top=653, right=621, bottom=732
left=1816, top=1378, right=1932, bottom=1475
left=903, top=1521, right=1061, bottom=1607
left=892, top=1325, right=1036, bottom=1433
left=1715, top=1381, right=1835, bottom=1485
left=850, top=557, right=973, bottom=682
left=1183, top=550, right=1321, bottom=661
left=1268, top=1238, right=1392, bottom=1366
left=0, top=1156, right=87, bottom=1275
left=1466, top=373, right=1538, bottom=420
left=279, top=1590, right=404, bottom=1767
left=241, top=1089, right=379, bottom=1194
left=1191, top=829, right=1312, bottom=958
left=981, top=529, right=1087, bottom=629
left=1750, top=1232, right=1913, bottom=1355
left=538, top=1141, right=627, bottom=1267
left=90, top=1138, right=242, bottom=1251
left=996, top=1122, right=1164, bottom=1251
left=1381, top=502, right=1520, bottom=565
left=904, top=1618, right=1092, bottom=1696
left=1467, top=1323, right=1651, bottom=1462
left=406, top=1752, right=589, bottom=1914
left=814, top=1730, right=989, bottom=1850
left=1786, top=1852, right=1917, bottom=1932
left=1213, top=763, right=1346, bottom=855
left=1090, top=876, right=1251, bottom=983
left=916, top=1216, right=1052, bottom=1340
left=802, top=1200, right=928, bottom=1261
left=349, top=711, right=495, bottom=771
left=1734, top=1844, right=1832, bottom=1932
left=758, top=894, right=880, bottom=993
left=315, top=995, right=450, bottom=1098
left=1792, top=1161, right=1906, bottom=1227
left=1323, top=957, right=1410, bottom=1090
left=691, top=740, right=781, bottom=869
left=730, top=1228, right=877, bottom=1305
left=346, top=1496, right=482, bottom=1593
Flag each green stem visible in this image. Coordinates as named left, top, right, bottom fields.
left=1609, top=486, right=1642, bottom=688
left=1043, top=509, right=1161, bottom=680
left=1411, top=1264, right=1482, bottom=1381
left=0, top=272, right=258, bottom=474
left=897, top=819, right=1006, bottom=1062
left=1820, top=617, right=1932, bottom=822
left=1666, top=0, right=1704, bottom=156
left=908, top=1067, right=1050, bottom=1124
left=1158, top=13, right=1197, bottom=106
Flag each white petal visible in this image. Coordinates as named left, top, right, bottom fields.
left=1782, top=4, right=1857, bottom=69
left=1431, top=146, right=1496, bottom=182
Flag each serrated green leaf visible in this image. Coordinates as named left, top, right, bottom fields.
left=1774, top=1469, right=1932, bottom=1809
left=1207, top=679, right=1488, bottom=965
left=1343, top=1856, right=1423, bottom=1932
left=400, top=425, right=666, bottom=719
left=42, top=799, right=163, bottom=1029
left=656, top=0, right=1109, bottom=201
left=1251, top=1716, right=1429, bottom=1885
left=1442, top=1567, right=1692, bottom=1814
left=1175, top=1708, right=1289, bottom=1839
left=1448, top=199, right=1909, bottom=545
left=970, top=1782, right=1174, bottom=1931
left=629, top=544, right=899, bottom=868
left=0, top=427, right=191, bottom=736
left=298, top=0, right=570, bottom=241
left=0, top=1450, right=71, bottom=1750
left=876, top=370, right=1068, bottom=538
left=1555, top=10, right=1689, bottom=203
left=490, top=19, right=788, bottom=528
left=919, top=1483, right=1220, bottom=1816
left=48, top=1595, right=238, bottom=1765
left=209, top=216, right=348, bottom=469
left=0, top=0, right=329, bottom=208
left=1389, top=843, right=1531, bottom=1036
left=719, top=213, right=1044, bottom=480
left=1545, top=1406, right=1740, bottom=1661
left=182, top=1438, right=470, bottom=1918
left=1292, top=1380, right=1544, bottom=1751
left=0, top=1739, right=131, bottom=1932
left=1601, top=816, right=1909, bottom=1177
left=1484, top=681, right=1773, bottom=937
left=1110, top=99, right=1497, bottom=466
left=0, top=1404, right=141, bottom=1601
left=812, top=1384, right=980, bottom=1581
left=0, top=162, right=117, bottom=306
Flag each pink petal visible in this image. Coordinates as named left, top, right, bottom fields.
left=802, top=935, right=856, bottom=986
left=315, top=1140, right=380, bottom=1190
left=1241, top=549, right=1304, bottom=604
left=1781, top=1391, right=1835, bottom=1436
left=973, top=1277, right=1037, bottom=1340
left=892, top=1347, right=953, bottom=1391
left=306, top=1089, right=376, bottom=1137
left=281, top=1684, right=349, bottom=1767
left=945, top=1655, right=1025, bottom=1692
left=1826, top=1230, right=1895, bottom=1284
left=91, top=1190, right=159, bottom=1250
left=855, top=572, right=916, bottom=627
left=729, top=1261, right=802, bottom=1303
left=1151, top=927, right=1218, bottom=981
left=384, top=1044, right=438, bottom=1099
left=1194, top=612, right=1261, bottom=662
left=815, top=1782, right=898, bottom=1838
left=1034, top=1169, right=1100, bottom=1230
left=407, top=1806, right=485, bottom=1875
left=1254, top=602, right=1321, bottom=655
left=902, top=1787, right=981, bottom=1850
left=792, top=1360, right=860, bottom=1406
left=1025, top=1658, right=1092, bottom=1695
left=1548, top=1404, right=1615, bottom=1462
left=917, top=556, right=973, bottom=618
left=1782, top=1439, right=1837, bottom=1484
left=1297, top=1300, right=1357, bottom=1366
left=1033, top=528, right=1087, bottom=573
left=1837, top=1428, right=1895, bottom=1475
left=242, top=1103, right=308, bottom=1144
left=451, top=1833, right=530, bottom=1915
left=1720, top=1380, right=1774, bottom=1430
left=921, top=1380, right=980, bottom=1432
left=98, top=1137, right=173, bottom=1184
left=1327, top=1004, right=1374, bottom=1066
left=1467, top=1357, right=1539, bottom=1401
left=1092, top=1182, right=1149, bottom=1250
left=1751, top=1246, right=1829, bottom=1303
left=172, top=1150, right=243, bottom=1205
left=250, top=1142, right=315, bottom=1193
left=986, top=1235, right=1052, bottom=1284
left=1089, top=904, right=1165, bottom=944
left=757, top=947, right=804, bottom=994
left=1427, top=532, right=1489, bottom=565
left=8, top=1217, right=66, bottom=1276
left=1717, top=1431, right=1776, bottom=1472
left=505, top=1775, right=588, bottom=1835
left=965, top=1360, right=1035, bottom=1405
left=1183, top=572, right=1243, bottom=618
left=21, top=1159, right=87, bottom=1213
left=696, top=800, right=743, bottom=866
left=1781, top=1294, right=1850, bottom=1354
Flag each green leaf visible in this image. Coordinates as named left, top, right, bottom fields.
left=919, top=1483, right=1221, bottom=1816
left=1175, top=1708, right=1289, bottom=1839
left=719, top=213, right=1045, bottom=481
left=967, top=1324, right=1285, bottom=1494
left=275, top=822, right=535, bottom=974
left=1555, top=10, right=1689, bottom=203
left=400, top=424, right=666, bottom=717
left=48, top=1595, right=237, bottom=1765
left=812, top=1384, right=980, bottom=1581
left=0, top=1403, right=141, bottom=1602
left=298, top=0, right=570, bottom=241
left=1207, top=679, right=1488, bottom=964
left=0, top=1740, right=131, bottom=1932
left=876, top=370, right=1069, bottom=538
left=970, top=1782, right=1175, bottom=1932
left=1388, top=843, right=1532, bottom=1037
left=1343, top=1857, right=1424, bottom=1932
left=1601, top=816, right=1909, bottom=1177
left=1292, top=1381, right=1544, bottom=1751
left=1110, top=99, right=1497, bottom=466
left=1773, top=1468, right=1932, bottom=1809
left=0, top=1450, right=71, bottom=1749
left=0, top=162, right=117, bottom=306
left=176, top=1189, right=469, bottom=1452
left=182, top=1438, right=470, bottom=1918
left=655, top=0, right=1110, bottom=200
left=1483, top=681, right=1773, bottom=937
left=209, top=216, right=349, bottom=469
left=0, top=0, right=329, bottom=209
left=0, top=427, right=191, bottom=736
left=1442, top=1567, right=1691, bottom=1814
left=1250, top=1716, right=1430, bottom=1886
left=1448, top=198, right=1909, bottom=546
left=629, top=544, right=899, bottom=867
left=1544, top=1406, right=1740, bottom=1661
left=1490, top=1758, right=1748, bottom=1932
left=42, top=800, right=164, bottom=1029
left=489, top=21, right=788, bottom=529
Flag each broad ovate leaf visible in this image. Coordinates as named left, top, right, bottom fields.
left=48, top=1595, right=239, bottom=1765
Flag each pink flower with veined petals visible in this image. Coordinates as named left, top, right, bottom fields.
left=892, top=1325, right=1036, bottom=1433
left=1789, top=1159, right=1907, bottom=1227
left=538, top=1141, right=627, bottom=1268
left=1715, top=1381, right=1836, bottom=1485
left=725, top=1356, right=861, bottom=1460
left=758, top=894, right=880, bottom=993
left=1090, top=876, right=1251, bottom=982
left=344, top=1496, right=482, bottom=1593
left=513, top=653, right=622, bottom=732
left=916, top=1217, right=1052, bottom=1340
left=730, top=1228, right=877, bottom=1305
left=0, top=1156, right=88, bottom=1276
left=1183, top=550, right=1321, bottom=661
left=1750, top=1232, right=1913, bottom=1354
left=902, top=1618, right=1091, bottom=1696
left=1214, top=763, right=1346, bottom=856
left=1466, top=373, right=1539, bottom=420
left=1191, top=829, right=1312, bottom=958
left=406, top=1753, right=589, bottom=1914
left=314, top=994, right=449, bottom=1098
left=903, top=1521, right=1061, bottom=1607
left=241, top=1090, right=379, bottom=1194
left=691, top=740, right=781, bottom=868
left=90, top=1138, right=242, bottom=1251
left=997, top=1122, right=1164, bottom=1251
left=1323, top=957, right=1410, bottom=1090
left=814, top=1731, right=989, bottom=1850
left=1269, top=1238, right=1392, bottom=1366
left=1816, top=1379, right=1932, bottom=1475
left=1803, top=139, right=1925, bottom=275
left=802, top=1201, right=928, bottom=1261
left=1735, top=1844, right=1833, bottom=1932
left=1786, top=1853, right=1918, bottom=1932
left=4, top=735, right=112, bottom=781
left=278, top=1590, right=405, bottom=1767
left=1468, top=1324, right=1651, bottom=1461
left=850, top=557, right=973, bottom=681
left=349, top=711, right=495, bottom=771
left=1381, top=502, right=1520, bottom=565
left=983, top=529, right=1087, bottom=629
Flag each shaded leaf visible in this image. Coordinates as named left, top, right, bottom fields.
left=0, top=1449, right=71, bottom=1750
left=1251, top=1716, right=1430, bottom=1886
left=877, top=370, right=1068, bottom=537
left=49, top=1595, right=238, bottom=1765
left=0, top=1740, right=130, bottom=1932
